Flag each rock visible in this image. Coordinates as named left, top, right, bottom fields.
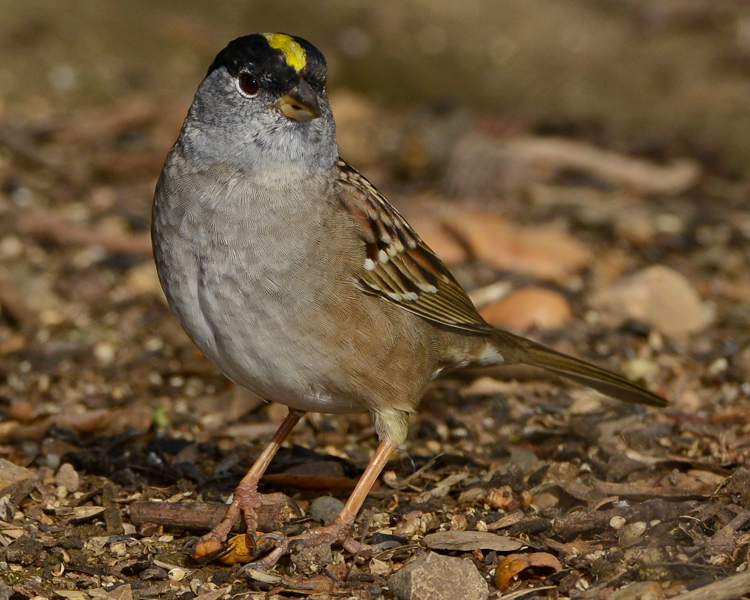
left=590, top=265, right=707, bottom=336
left=309, top=496, right=345, bottom=525
left=480, top=287, right=572, bottom=331
left=2, top=534, right=43, bottom=565
left=290, top=542, right=333, bottom=573
left=56, top=463, right=80, bottom=493
left=509, top=449, right=541, bottom=475
left=388, top=552, right=488, bottom=600
left=0, top=459, right=37, bottom=505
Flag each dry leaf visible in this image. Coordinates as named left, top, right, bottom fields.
left=494, top=552, right=562, bottom=590
left=443, top=208, right=591, bottom=281
left=480, top=286, right=572, bottom=331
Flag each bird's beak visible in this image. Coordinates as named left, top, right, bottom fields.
left=274, top=80, right=321, bottom=121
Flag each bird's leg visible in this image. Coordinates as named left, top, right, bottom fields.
left=193, top=409, right=304, bottom=559
left=241, top=438, right=398, bottom=571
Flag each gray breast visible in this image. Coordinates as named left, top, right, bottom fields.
left=153, top=155, right=368, bottom=413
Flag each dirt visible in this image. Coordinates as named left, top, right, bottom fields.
left=1, top=2, right=750, bottom=599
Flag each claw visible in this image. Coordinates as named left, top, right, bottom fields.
left=256, top=531, right=286, bottom=544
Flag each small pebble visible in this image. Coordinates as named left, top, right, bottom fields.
left=55, top=463, right=79, bottom=494
left=309, top=496, right=344, bottom=525
left=591, top=265, right=707, bottom=336
left=509, top=449, right=540, bottom=475
left=290, top=542, right=333, bottom=573
left=93, top=341, right=116, bottom=365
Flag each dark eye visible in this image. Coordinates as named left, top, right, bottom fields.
left=239, top=74, right=259, bottom=95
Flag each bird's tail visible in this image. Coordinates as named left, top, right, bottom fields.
left=490, top=329, right=667, bottom=407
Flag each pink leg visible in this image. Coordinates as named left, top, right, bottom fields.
left=193, top=409, right=304, bottom=559
left=242, top=438, right=398, bottom=571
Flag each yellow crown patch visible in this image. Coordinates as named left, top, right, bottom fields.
left=263, top=33, right=306, bottom=72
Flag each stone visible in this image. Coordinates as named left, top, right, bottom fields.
left=290, top=542, right=333, bottom=573
left=56, top=463, right=80, bottom=493
left=509, top=449, right=541, bottom=475
left=388, top=552, right=488, bottom=600
left=309, top=496, right=345, bottom=525
left=590, top=265, right=707, bottom=336
left=2, top=534, right=43, bottom=565
left=0, top=459, right=37, bottom=505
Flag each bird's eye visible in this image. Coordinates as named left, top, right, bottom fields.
left=239, top=74, right=259, bottom=96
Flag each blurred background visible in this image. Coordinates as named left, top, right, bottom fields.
left=4, top=0, right=750, bottom=170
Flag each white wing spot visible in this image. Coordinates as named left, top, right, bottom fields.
left=388, top=242, right=403, bottom=256
left=378, top=249, right=389, bottom=263
left=404, top=292, right=419, bottom=301
left=364, top=258, right=377, bottom=271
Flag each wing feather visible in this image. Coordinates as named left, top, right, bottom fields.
left=336, top=159, right=491, bottom=334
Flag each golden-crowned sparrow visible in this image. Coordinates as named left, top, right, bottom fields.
left=152, top=33, right=666, bottom=569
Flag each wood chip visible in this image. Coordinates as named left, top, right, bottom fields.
left=68, top=506, right=106, bottom=523
left=193, top=586, right=231, bottom=600
left=242, top=568, right=282, bottom=584
left=423, top=531, right=524, bottom=552
left=486, top=511, right=525, bottom=531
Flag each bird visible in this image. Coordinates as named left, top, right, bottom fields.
left=151, top=32, right=667, bottom=570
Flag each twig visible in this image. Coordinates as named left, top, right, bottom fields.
left=677, top=569, right=750, bottom=600
left=509, top=136, right=701, bottom=195
left=128, top=500, right=297, bottom=533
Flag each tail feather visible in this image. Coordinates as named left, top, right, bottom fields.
left=492, top=330, right=667, bottom=408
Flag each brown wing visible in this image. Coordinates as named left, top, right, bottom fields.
left=336, top=158, right=492, bottom=334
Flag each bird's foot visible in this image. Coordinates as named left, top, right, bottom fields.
left=237, top=517, right=384, bottom=572
left=192, top=487, right=291, bottom=563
